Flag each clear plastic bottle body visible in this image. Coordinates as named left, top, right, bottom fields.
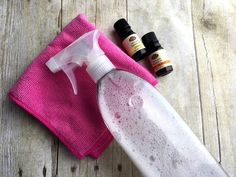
left=97, top=69, right=228, bottom=177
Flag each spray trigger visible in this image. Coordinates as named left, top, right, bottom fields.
left=46, top=30, right=115, bottom=95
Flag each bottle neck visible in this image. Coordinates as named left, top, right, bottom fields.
left=86, top=55, right=116, bottom=83
left=117, top=28, right=135, bottom=40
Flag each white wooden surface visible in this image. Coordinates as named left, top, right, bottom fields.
left=0, top=0, right=235, bottom=177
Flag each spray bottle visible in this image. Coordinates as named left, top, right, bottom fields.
left=46, top=30, right=228, bottom=177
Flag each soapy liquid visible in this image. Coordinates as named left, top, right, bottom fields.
left=98, top=70, right=228, bottom=177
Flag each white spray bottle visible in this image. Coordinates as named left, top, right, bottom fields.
left=46, top=30, right=228, bottom=177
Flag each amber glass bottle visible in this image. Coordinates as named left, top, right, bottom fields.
left=142, top=32, right=173, bottom=77
left=114, top=18, right=146, bottom=61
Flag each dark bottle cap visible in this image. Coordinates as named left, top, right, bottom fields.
left=142, top=32, right=162, bottom=54
left=114, top=18, right=133, bottom=40
left=156, top=66, right=173, bottom=77
left=114, top=18, right=130, bottom=32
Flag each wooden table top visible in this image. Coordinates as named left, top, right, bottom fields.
left=0, top=0, right=235, bottom=176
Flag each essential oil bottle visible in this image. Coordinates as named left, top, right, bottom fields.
left=114, top=18, right=146, bottom=61
left=142, top=32, right=173, bottom=77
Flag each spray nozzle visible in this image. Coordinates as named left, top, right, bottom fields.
left=46, top=30, right=115, bottom=95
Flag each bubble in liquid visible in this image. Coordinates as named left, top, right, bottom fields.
left=133, top=81, right=143, bottom=91
left=115, top=112, right=121, bottom=119
left=149, top=155, right=156, bottom=162
left=128, top=95, right=143, bottom=108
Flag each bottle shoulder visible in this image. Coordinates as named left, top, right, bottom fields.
left=98, top=69, right=136, bottom=82
left=97, top=69, right=153, bottom=93
left=120, top=30, right=135, bottom=40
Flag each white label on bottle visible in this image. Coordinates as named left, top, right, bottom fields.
left=122, top=34, right=145, bottom=56
left=148, top=49, right=172, bottom=72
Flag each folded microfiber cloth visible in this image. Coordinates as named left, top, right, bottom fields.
left=8, top=14, right=158, bottom=159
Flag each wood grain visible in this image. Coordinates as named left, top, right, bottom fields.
left=192, top=0, right=236, bottom=175
left=95, top=1, right=136, bottom=177
left=0, top=0, right=60, bottom=177
left=0, top=0, right=235, bottom=177
left=56, top=1, right=99, bottom=177
left=127, top=0, right=203, bottom=176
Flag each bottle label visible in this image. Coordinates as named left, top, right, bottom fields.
left=148, top=49, right=172, bottom=72
left=122, top=34, right=145, bottom=56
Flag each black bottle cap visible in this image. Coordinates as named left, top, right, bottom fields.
left=114, top=18, right=130, bottom=32
left=142, top=32, right=162, bottom=54
left=114, top=18, right=133, bottom=39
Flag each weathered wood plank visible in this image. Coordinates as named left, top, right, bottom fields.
left=128, top=0, right=203, bottom=139
left=96, top=0, right=127, bottom=38
left=128, top=0, right=203, bottom=176
left=191, top=0, right=221, bottom=162
left=57, top=144, right=83, bottom=177
left=1, top=0, right=236, bottom=177
left=95, top=0, right=132, bottom=177
left=0, top=0, right=61, bottom=177
left=192, top=0, right=236, bottom=176
left=57, top=1, right=97, bottom=177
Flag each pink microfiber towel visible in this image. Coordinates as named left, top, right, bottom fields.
left=8, top=14, right=158, bottom=159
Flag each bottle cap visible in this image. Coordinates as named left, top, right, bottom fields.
left=114, top=18, right=130, bottom=32
left=142, top=32, right=162, bottom=53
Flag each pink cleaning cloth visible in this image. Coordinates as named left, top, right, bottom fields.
left=8, top=14, right=158, bottom=159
